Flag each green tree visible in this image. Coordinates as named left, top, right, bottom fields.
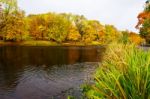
left=139, top=18, right=150, bottom=43
left=119, top=30, right=130, bottom=44
left=47, top=14, right=71, bottom=43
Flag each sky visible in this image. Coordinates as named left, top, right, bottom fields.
left=18, top=0, right=146, bottom=32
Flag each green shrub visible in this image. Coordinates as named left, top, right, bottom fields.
left=83, top=43, right=150, bottom=99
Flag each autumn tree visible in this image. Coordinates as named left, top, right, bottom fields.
left=0, top=0, right=28, bottom=41
left=1, top=11, right=28, bottom=41
left=136, top=0, right=150, bottom=43
left=80, top=20, right=100, bottom=43
left=88, top=20, right=104, bottom=41
left=56, top=14, right=105, bottom=43
left=129, top=32, right=144, bottom=45
left=47, top=13, right=71, bottom=43
left=104, top=25, right=121, bottom=43
left=73, top=15, right=87, bottom=37
left=0, top=1, right=123, bottom=44
left=27, top=14, right=49, bottom=40
left=0, top=0, right=18, bottom=16
left=67, top=25, right=81, bottom=41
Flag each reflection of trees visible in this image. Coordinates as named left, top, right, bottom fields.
left=80, top=46, right=98, bottom=62
left=67, top=47, right=80, bottom=64
left=0, top=46, right=105, bottom=91
left=67, top=46, right=105, bottom=64
left=0, top=46, right=69, bottom=90
left=0, top=46, right=25, bottom=90
left=0, top=46, right=105, bottom=67
left=23, top=47, right=62, bottom=65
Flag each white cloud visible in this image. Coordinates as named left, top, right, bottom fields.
left=18, top=0, right=146, bottom=32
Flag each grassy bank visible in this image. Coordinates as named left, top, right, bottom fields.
left=0, top=41, right=102, bottom=46
left=83, top=43, right=150, bottom=99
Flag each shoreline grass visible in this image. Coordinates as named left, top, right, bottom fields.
left=83, top=43, right=150, bottom=99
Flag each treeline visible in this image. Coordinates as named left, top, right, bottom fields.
left=0, top=8, right=119, bottom=43
left=0, top=0, right=144, bottom=44
left=26, top=13, right=104, bottom=43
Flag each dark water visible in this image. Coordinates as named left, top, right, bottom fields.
left=0, top=46, right=105, bottom=99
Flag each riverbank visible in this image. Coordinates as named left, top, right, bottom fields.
left=0, top=41, right=102, bottom=46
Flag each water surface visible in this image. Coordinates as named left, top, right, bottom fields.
left=0, top=46, right=105, bottom=99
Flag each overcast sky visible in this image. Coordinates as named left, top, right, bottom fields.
left=18, top=0, right=146, bottom=32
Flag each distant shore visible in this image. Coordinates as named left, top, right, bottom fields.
left=0, top=41, right=102, bottom=46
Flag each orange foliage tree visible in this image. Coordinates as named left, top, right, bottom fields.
left=136, top=1, right=150, bottom=43
left=129, top=32, right=145, bottom=45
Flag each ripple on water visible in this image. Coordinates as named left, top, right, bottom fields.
left=0, top=62, right=98, bottom=99
left=0, top=46, right=105, bottom=99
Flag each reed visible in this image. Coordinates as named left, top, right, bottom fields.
left=83, top=43, right=150, bottom=99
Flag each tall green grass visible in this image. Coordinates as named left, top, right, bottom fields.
left=83, top=43, right=150, bottom=99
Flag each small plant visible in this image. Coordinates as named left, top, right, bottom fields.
left=67, top=96, right=75, bottom=99
left=83, top=43, right=150, bottom=99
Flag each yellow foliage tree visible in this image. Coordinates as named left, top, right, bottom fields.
left=67, top=25, right=81, bottom=41
left=1, top=11, right=28, bottom=41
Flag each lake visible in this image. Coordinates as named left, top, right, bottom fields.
left=0, top=46, right=105, bottom=99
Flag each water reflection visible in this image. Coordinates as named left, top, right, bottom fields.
left=0, top=46, right=105, bottom=99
